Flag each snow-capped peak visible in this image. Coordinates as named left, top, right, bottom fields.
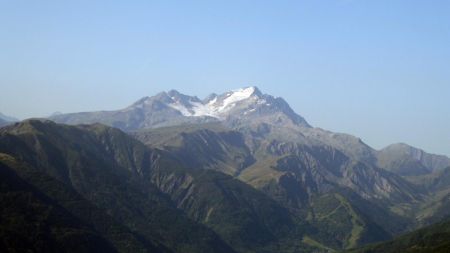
left=165, top=86, right=262, bottom=118
left=86, top=86, right=309, bottom=128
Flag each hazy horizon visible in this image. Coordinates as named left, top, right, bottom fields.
left=1, top=0, right=449, bottom=156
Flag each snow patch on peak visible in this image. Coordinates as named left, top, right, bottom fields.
left=219, top=87, right=256, bottom=109
left=163, top=86, right=266, bottom=118
left=167, top=101, right=192, bottom=116
left=232, top=86, right=257, bottom=97
left=207, top=96, right=217, bottom=106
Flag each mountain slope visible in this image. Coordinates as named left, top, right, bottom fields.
left=401, top=167, right=450, bottom=226
left=348, top=218, right=450, bottom=253
left=0, top=120, right=235, bottom=253
left=0, top=153, right=162, bottom=253
left=133, top=124, right=423, bottom=249
left=134, top=124, right=420, bottom=210
left=148, top=165, right=309, bottom=253
left=0, top=157, right=117, bottom=253
left=132, top=123, right=255, bottom=176
left=79, top=122, right=316, bottom=253
left=2, top=120, right=350, bottom=253
left=377, top=143, right=450, bottom=176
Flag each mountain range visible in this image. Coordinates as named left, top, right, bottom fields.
left=0, top=113, right=18, bottom=127
left=0, top=113, right=18, bottom=123
left=2, top=86, right=450, bottom=252
left=50, top=87, right=309, bottom=130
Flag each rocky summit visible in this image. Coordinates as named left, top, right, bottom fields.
left=51, top=86, right=309, bottom=130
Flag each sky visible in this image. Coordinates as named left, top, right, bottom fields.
left=1, top=0, right=449, bottom=156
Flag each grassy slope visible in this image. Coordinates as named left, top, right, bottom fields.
left=0, top=156, right=122, bottom=253
left=0, top=120, right=235, bottom=253
left=348, top=218, right=450, bottom=253
left=1, top=120, right=335, bottom=253
left=135, top=124, right=413, bottom=251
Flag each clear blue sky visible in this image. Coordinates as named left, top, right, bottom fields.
left=1, top=0, right=449, bottom=156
